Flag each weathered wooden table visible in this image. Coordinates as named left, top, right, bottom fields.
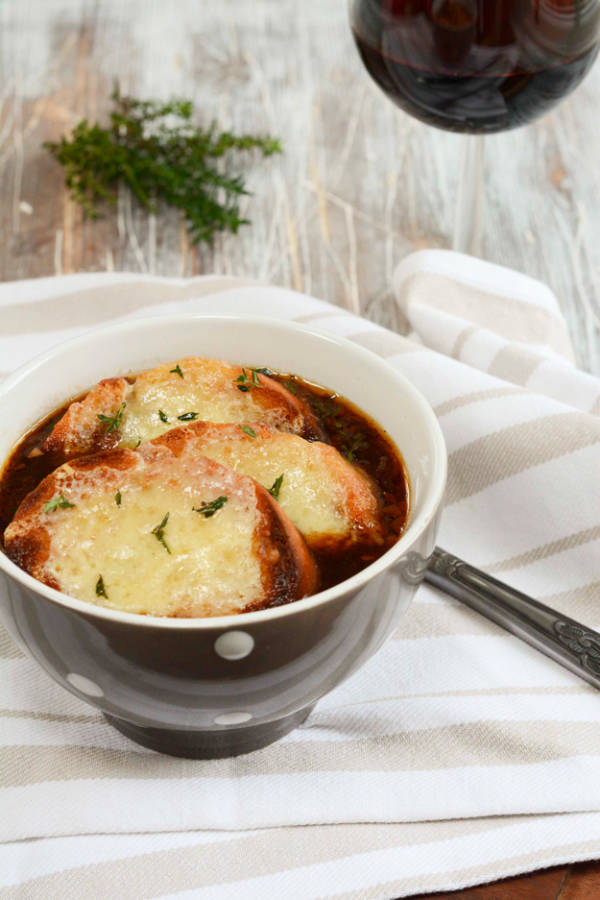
left=1, top=1, right=599, bottom=896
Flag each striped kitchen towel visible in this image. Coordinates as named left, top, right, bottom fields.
left=1, top=251, right=600, bottom=899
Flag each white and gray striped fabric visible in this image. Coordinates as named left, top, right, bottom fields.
left=1, top=252, right=600, bottom=899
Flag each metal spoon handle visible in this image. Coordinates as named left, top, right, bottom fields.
left=425, top=547, right=600, bottom=690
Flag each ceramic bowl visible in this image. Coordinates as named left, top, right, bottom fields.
left=0, top=315, right=446, bottom=758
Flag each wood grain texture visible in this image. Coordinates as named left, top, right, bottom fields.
left=1, top=0, right=599, bottom=373
left=557, top=861, right=600, bottom=899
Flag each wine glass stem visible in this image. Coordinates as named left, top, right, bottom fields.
left=453, top=135, right=485, bottom=256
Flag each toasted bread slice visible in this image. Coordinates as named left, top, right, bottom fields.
left=41, top=358, right=322, bottom=460
left=4, top=442, right=318, bottom=618
left=151, top=422, right=383, bottom=549
left=41, top=377, right=130, bottom=459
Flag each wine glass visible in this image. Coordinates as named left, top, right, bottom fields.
left=349, top=0, right=600, bottom=252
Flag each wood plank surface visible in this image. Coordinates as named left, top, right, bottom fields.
left=1, top=2, right=600, bottom=897
left=1, top=0, right=599, bottom=372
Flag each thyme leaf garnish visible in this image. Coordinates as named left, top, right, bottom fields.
left=170, top=364, right=184, bottom=378
left=177, top=412, right=198, bottom=421
left=234, top=368, right=262, bottom=392
left=158, top=409, right=169, bottom=423
left=44, top=493, right=75, bottom=513
left=312, top=396, right=341, bottom=421
left=151, top=512, right=171, bottom=554
left=240, top=425, right=256, bottom=438
left=97, top=402, right=126, bottom=433
left=115, top=490, right=122, bottom=506
left=342, top=433, right=368, bottom=462
left=193, top=496, right=228, bottom=518
left=95, top=575, right=108, bottom=598
left=268, top=474, right=284, bottom=499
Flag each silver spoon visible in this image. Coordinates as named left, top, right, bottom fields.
left=425, top=547, right=600, bottom=689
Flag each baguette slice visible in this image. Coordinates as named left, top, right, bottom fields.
left=41, top=358, right=322, bottom=460
left=4, top=442, right=318, bottom=618
left=151, top=422, right=384, bottom=549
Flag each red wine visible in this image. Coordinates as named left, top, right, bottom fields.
left=350, top=0, right=600, bottom=133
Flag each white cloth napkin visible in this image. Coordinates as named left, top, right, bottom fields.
left=1, top=252, right=600, bottom=899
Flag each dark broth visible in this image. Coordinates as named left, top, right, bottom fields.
left=0, top=371, right=410, bottom=594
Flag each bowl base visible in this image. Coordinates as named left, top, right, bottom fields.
left=104, top=704, right=316, bottom=758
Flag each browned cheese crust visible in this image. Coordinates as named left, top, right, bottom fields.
left=4, top=442, right=318, bottom=618
left=41, top=358, right=322, bottom=461
left=151, top=422, right=384, bottom=550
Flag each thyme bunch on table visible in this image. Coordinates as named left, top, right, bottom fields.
left=44, top=88, right=281, bottom=245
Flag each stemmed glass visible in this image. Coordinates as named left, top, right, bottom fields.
left=349, top=1, right=600, bottom=253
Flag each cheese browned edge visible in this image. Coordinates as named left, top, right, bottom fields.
left=3, top=443, right=318, bottom=618
left=150, top=422, right=384, bottom=549
left=41, top=358, right=323, bottom=460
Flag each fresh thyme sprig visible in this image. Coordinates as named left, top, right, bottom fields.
left=44, top=88, right=282, bottom=246
left=235, top=368, right=262, bottom=392
left=193, top=496, right=228, bottom=518
left=151, top=512, right=171, bottom=554
left=268, top=474, right=284, bottom=499
left=97, top=402, right=126, bottom=433
left=44, top=493, right=75, bottom=513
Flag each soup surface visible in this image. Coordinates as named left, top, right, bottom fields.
left=0, top=366, right=410, bottom=608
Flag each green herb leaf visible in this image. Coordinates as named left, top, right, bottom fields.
left=268, top=474, right=284, bottom=499
left=151, top=512, right=171, bottom=554
left=234, top=368, right=263, bottom=393
left=44, top=88, right=281, bottom=246
left=342, top=433, right=368, bottom=462
left=97, top=402, right=126, bottom=433
left=134, top=437, right=142, bottom=449
left=158, top=409, right=169, bottom=423
left=193, top=496, right=228, bottom=518
left=44, top=493, right=75, bottom=513
left=95, top=575, right=108, bottom=598
left=170, top=364, right=184, bottom=378
left=240, top=425, right=256, bottom=438
left=115, top=490, right=122, bottom=506
left=312, top=396, right=341, bottom=421
left=285, top=378, right=298, bottom=396
left=177, top=411, right=198, bottom=421
left=254, top=367, right=274, bottom=376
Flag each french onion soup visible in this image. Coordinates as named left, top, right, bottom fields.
left=0, top=359, right=409, bottom=617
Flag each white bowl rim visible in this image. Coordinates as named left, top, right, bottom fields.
left=0, top=313, right=447, bottom=629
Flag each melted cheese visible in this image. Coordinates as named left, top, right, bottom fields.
left=42, top=358, right=316, bottom=461
left=119, top=358, right=298, bottom=446
left=155, top=425, right=381, bottom=542
left=120, top=360, right=258, bottom=445
left=34, top=453, right=265, bottom=617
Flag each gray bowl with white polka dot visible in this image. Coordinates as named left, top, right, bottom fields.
left=0, top=315, right=446, bottom=757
